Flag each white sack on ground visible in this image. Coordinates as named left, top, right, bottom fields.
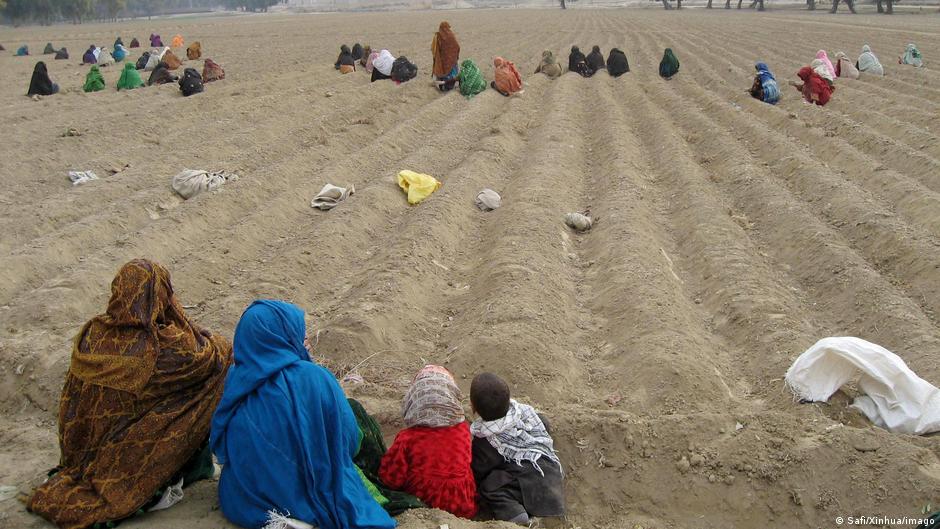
left=785, top=336, right=940, bottom=435
left=311, top=183, right=354, bottom=210
left=172, top=169, right=238, bottom=199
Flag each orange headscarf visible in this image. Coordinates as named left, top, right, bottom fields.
left=431, top=21, right=460, bottom=77
left=494, top=56, right=522, bottom=95
left=171, top=34, right=184, bottom=48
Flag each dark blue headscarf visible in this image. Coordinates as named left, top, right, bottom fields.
left=755, top=62, right=775, bottom=84
left=210, top=300, right=395, bottom=529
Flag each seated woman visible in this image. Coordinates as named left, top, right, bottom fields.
left=163, top=49, right=183, bottom=70
left=607, top=48, right=630, bottom=77
left=491, top=56, right=522, bottom=97
left=84, top=65, right=106, bottom=92
left=790, top=66, right=832, bottom=106
left=371, top=49, right=395, bottom=82
left=391, top=56, right=419, bottom=84
left=150, top=34, right=163, bottom=47
left=379, top=366, right=477, bottom=519
left=352, top=42, right=364, bottom=61
left=749, top=62, right=779, bottom=105
left=44, top=42, right=56, bottom=55
left=210, top=300, right=397, bottom=529
left=568, top=46, right=594, bottom=77
left=179, top=68, right=204, bottom=97
left=171, top=34, right=184, bottom=48
left=360, top=45, right=372, bottom=69
left=335, top=45, right=356, bottom=74
left=27, top=62, right=58, bottom=96
left=27, top=260, right=232, bottom=529
left=117, top=62, right=146, bottom=90
left=97, top=48, right=115, bottom=67
left=130, top=37, right=141, bottom=48
left=187, top=41, right=202, bottom=60
left=203, top=58, right=225, bottom=82
left=458, top=59, right=487, bottom=98
left=833, top=51, right=859, bottom=79
left=148, top=62, right=178, bottom=85
left=432, top=22, right=460, bottom=92
left=899, top=43, right=923, bottom=68
left=136, top=51, right=151, bottom=70
left=55, top=48, right=69, bottom=60
left=811, top=58, right=835, bottom=88
left=16, top=45, right=29, bottom=56
left=814, top=50, right=836, bottom=79
left=113, top=43, right=128, bottom=62
left=82, top=45, right=98, bottom=65
left=535, top=50, right=562, bottom=79
left=659, top=48, right=679, bottom=79
left=586, top=45, right=606, bottom=73
left=857, top=44, right=884, bottom=76
left=114, top=37, right=124, bottom=49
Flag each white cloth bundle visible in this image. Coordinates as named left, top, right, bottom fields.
left=68, top=171, right=98, bottom=186
left=785, top=337, right=940, bottom=435
left=475, top=188, right=501, bottom=211
left=311, top=183, right=354, bottom=210
left=172, top=169, right=239, bottom=199
left=97, top=48, right=115, bottom=67
left=373, top=50, right=395, bottom=76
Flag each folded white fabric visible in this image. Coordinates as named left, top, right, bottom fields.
left=68, top=171, right=98, bottom=186
left=172, top=169, right=238, bottom=199
left=785, top=337, right=940, bottom=435
left=311, top=183, right=354, bottom=210
left=147, top=477, right=184, bottom=512
left=475, top=188, right=501, bottom=211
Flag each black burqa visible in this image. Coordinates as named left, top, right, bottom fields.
left=607, top=48, right=630, bottom=77
left=55, top=48, right=69, bottom=60
left=148, top=63, right=178, bottom=85
left=586, top=46, right=606, bottom=72
left=136, top=52, right=151, bottom=70
left=27, top=62, right=57, bottom=96
left=179, top=67, right=204, bottom=97
left=391, top=56, right=418, bottom=83
left=351, top=43, right=363, bottom=61
left=335, top=45, right=354, bottom=69
left=568, top=46, right=595, bottom=78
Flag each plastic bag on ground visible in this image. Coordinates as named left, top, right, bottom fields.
left=397, top=170, right=441, bottom=205
left=785, top=336, right=940, bottom=435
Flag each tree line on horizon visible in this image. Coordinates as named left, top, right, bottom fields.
left=0, top=0, right=285, bottom=25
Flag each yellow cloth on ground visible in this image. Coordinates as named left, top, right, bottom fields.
left=397, top=170, right=441, bottom=205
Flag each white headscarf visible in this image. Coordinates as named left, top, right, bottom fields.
left=834, top=51, right=859, bottom=79
left=373, top=49, right=395, bottom=76
left=811, top=59, right=835, bottom=83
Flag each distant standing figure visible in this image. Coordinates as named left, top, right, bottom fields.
left=606, top=48, right=630, bottom=77
left=856, top=44, right=884, bottom=76
left=568, top=46, right=594, bottom=77
left=659, top=48, right=680, bottom=79
left=749, top=62, right=779, bottom=104
left=535, top=50, right=563, bottom=79
left=899, top=43, right=923, bottom=67
left=491, top=56, right=523, bottom=97
left=586, top=45, right=606, bottom=72
left=432, top=22, right=461, bottom=92
left=27, top=62, right=58, bottom=96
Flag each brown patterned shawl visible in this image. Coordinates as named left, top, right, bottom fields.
left=186, top=41, right=201, bottom=60
left=431, top=21, right=460, bottom=77
left=27, top=259, right=232, bottom=529
left=162, top=50, right=182, bottom=70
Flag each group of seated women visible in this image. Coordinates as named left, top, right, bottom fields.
left=26, top=259, right=566, bottom=529
left=25, top=33, right=224, bottom=97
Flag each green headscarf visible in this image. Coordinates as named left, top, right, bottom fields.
left=901, top=43, right=923, bottom=67
left=116, top=62, right=144, bottom=91
left=659, top=48, right=680, bottom=79
left=458, top=59, right=486, bottom=99
left=83, top=65, right=105, bottom=92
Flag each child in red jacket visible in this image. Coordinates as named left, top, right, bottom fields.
left=379, top=365, right=477, bottom=518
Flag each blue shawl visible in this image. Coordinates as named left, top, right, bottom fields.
left=755, top=62, right=775, bottom=84
left=210, top=300, right=395, bottom=529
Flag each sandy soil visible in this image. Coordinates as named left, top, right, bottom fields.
left=1, top=7, right=939, bottom=529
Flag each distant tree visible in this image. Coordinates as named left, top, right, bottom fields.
left=57, top=0, right=95, bottom=23
left=101, top=0, right=127, bottom=20
left=807, top=0, right=815, bottom=9
left=560, top=0, right=565, bottom=8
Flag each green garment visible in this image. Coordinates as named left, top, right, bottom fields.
left=116, top=63, right=144, bottom=91
left=83, top=66, right=105, bottom=93
left=458, top=59, right=486, bottom=99
left=348, top=398, right=426, bottom=515
left=659, top=48, right=680, bottom=79
left=44, top=43, right=55, bottom=55
left=901, top=43, right=923, bottom=67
